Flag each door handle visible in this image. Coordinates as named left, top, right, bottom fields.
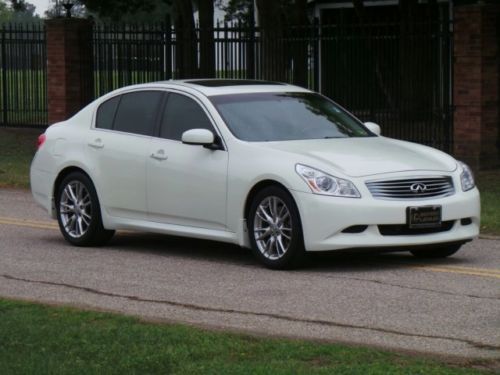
left=88, top=138, right=104, bottom=149
left=150, top=149, right=168, bottom=161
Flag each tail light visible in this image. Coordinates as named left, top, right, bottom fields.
left=37, top=133, right=46, bottom=149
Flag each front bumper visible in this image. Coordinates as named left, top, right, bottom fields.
left=290, top=188, right=480, bottom=252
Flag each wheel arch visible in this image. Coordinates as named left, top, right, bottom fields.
left=243, top=180, right=303, bottom=229
left=51, top=166, right=96, bottom=218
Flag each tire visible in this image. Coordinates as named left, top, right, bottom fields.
left=248, top=186, right=305, bottom=269
left=410, top=243, right=462, bottom=259
left=56, top=172, right=114, bottom=247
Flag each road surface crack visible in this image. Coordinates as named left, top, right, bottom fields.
left=317, top=275, right=500, bottom=300
left=2, top=273, right=499, bottom=352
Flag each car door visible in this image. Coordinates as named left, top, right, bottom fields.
left=147, top=92, right=228, bottom=230
left=87, top=90, right=164, bottom=220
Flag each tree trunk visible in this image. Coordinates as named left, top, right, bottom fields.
left=353, top=0, right=395, bottom=111
left=291, top=0, right=309, bottom=87
left=198, top=0, right=215, bottom=77
left=173, top=0, right=197, bottom=78
left=256, top=0, right=286, bottom=81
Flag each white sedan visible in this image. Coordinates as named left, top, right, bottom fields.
left=30, top=79, right=480, bottom=269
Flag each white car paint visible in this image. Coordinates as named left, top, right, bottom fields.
left=30, top=80, right=480, bottom=253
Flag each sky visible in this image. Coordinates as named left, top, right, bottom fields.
left=26, top=0, right=226, bottom=19
left=29, top=0, right=51, bottom=16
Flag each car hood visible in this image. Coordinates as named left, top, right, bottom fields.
left=255, top=137, right=457, bottom=177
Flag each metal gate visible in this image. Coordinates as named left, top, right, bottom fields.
left=0, top=23, right=47, bottom=128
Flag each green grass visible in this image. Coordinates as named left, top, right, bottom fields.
left=0, top=128, right=39, bottom=188
left=0, top=298, right=496, bottom=374
left=476, top=171, right=500, bottom=235
left=0, top=128, right=499, bottom=235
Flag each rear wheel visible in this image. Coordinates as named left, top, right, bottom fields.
left=248, top=186, right=305, bottom=269
left=410, top=243, right=462, bottom=259
left=56, top=172, right=114, bottom=246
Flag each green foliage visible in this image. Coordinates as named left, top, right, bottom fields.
left=2, top=0, right=39, bottom=22
left=81, top=0, right=171, bottom=22
left=44, top=0, right=171, bottom=22
left=0, top=1, right=12, bottom=22
left=216, top=0, right=253, bottom=24
left=0, top=298, right=495, bottom=374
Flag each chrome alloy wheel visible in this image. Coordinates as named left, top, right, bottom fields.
left=59, top=180, right=92, bottom=238
left=253, top=196, right=292, bottom=260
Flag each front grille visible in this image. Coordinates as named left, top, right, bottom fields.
left=366, top=177, right=454, bottom=200
left=378, top=220, right=455, bottom=236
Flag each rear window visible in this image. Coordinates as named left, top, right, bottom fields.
left=113, top=91, right=163, bottom=136
left=96, top=96, right=120, bottom=130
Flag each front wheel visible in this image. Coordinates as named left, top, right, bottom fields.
left=248, top=186, right=305, bottom=269
left=410, top=243, right=462, bottom=259
left=56, top=172, right=114, bottom=247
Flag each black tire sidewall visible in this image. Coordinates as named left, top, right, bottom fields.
left=248, top=186, right=305, bottom=269
left=56, top=172, right=106, bottom=247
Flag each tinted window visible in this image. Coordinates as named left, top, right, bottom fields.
left=210, top=92, right=373, bottom=142
left=113, top=91, right=163, bottom=136
left=160, top=93, right=214, bottom=141
left=96, top=96, right=120, bottom=130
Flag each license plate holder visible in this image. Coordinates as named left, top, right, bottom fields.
left=407, top=206, right=442, bottom=229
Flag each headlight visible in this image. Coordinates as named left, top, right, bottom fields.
left=459, top=161, right=475, bottom=191
left=295, top=164, right=361, bottom=198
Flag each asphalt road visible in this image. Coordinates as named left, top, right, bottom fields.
left=0, top=189, right=499, bottom=360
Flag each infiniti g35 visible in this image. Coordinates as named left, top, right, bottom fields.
left=30, top=80, right=480, bottom=269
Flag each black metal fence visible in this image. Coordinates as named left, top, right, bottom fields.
left=0, top=23, right=47, bottom=127
left=0, top=18, right=452, bottom=152
left=92, top=17, right=452, bottom=151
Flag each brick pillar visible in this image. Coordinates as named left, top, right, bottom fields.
left=46, top=19, right=93, bottom=125
left=453, top=4, right=500, bottom=170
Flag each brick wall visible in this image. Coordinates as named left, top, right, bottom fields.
left=46, top=19, right=93, bottom=125
left=453, top=4, right=500, bottom=170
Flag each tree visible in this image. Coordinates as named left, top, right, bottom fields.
left=0, top=1, right=13, bottom=22
left=198, top=0, right=215, bottom=77
left=46, top=0, right=171, bottom=22
left=9, top=0, right=39, bottom=22
left=45, top=1, right=87, bottom=18
left=216, top=0, right=252, bottom=25
left=172, top=0, right=197, bottom=77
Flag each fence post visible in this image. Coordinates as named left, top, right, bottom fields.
left=45, top=18, right=93, bottom=124
left=247, top=15, right=255, bottom=79
left=165, top=16, right=172, bottom=80
left=453, top=3, right=500, bottom=170
left=312, top=17, right=320, bottom=92
left=1, top=25, right=7, bottom=126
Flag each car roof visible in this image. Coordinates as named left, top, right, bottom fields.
left=121, top=79, right=311, bottom=97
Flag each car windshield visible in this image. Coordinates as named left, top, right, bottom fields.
left=210, top=92, right=373, bottom=142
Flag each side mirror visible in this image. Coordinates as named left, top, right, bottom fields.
left=364, top=122, right=381, bottom=136
left=181, top=128, right=222, bottom=150
left=182, top=128, right=214, bottom=145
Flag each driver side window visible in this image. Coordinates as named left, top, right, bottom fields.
left=160, top=93, right=215, bottom=141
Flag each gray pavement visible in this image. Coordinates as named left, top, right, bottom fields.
left=0, top=188, right=499, bottom=359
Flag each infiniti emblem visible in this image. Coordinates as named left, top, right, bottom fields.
left=410, top=183, right=427, bottom=193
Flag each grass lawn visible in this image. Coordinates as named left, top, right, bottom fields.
left=0, top=128, right=40, bottom=188
left=0, top=128, right=499, bottom=235
left=0, top=298, right=496, bottom=374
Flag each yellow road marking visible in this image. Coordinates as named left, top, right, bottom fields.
left=0, top=217, right=58, bottom=230
left=408, top=265, right=500, bottom=280
left=0, top=216, right=499, bottom=279
left=418, top=264, right=500, bottom=276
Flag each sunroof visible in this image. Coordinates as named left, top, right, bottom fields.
left=187, top=79, right=284, bottom=87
